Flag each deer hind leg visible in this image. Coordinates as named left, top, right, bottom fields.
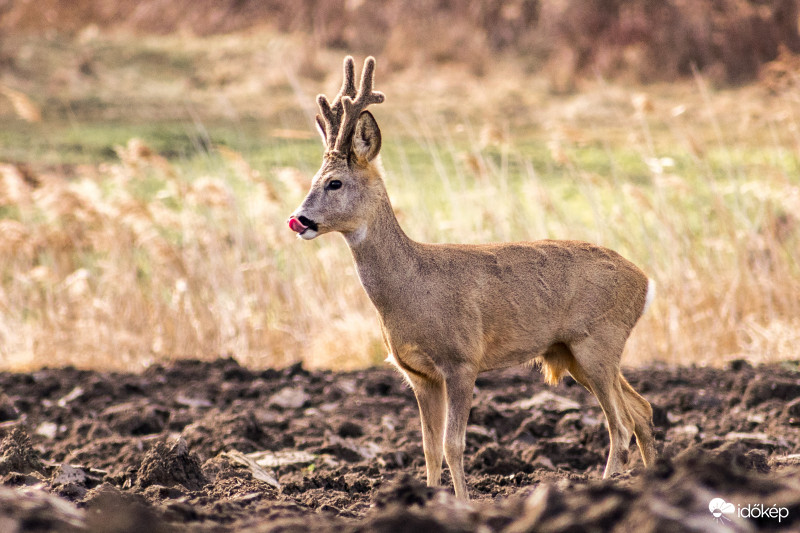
left=618, top=373, right=657, bottom=467
left=442, top=367, right=477, bottom=500
left=408, top=374, right=446, bottom=487
left=567, top=336, right=635, bottom=478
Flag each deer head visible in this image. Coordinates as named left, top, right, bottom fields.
left=288, top=56, right=385, bottom=241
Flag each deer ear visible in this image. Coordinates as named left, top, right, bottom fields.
left=315, top=114, right=327, bottom=146
left=352, top=111, right=381, bottom=162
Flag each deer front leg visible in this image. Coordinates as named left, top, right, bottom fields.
left=409, top=375, right=446, bottom=487
left=443, top=368, right=476, bottom=500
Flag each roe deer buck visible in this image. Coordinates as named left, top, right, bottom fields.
left=288, top=56, right=657, bottom=500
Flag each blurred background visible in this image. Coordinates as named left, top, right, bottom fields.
left=3, top=0, right=800, bottom=84
left=0, top=0, right=798, bottom=371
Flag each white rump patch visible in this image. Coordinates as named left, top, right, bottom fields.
left=643, top=278, right=656, bottom=314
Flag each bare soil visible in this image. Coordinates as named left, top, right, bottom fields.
left=1, top=358, right=799, bottom=532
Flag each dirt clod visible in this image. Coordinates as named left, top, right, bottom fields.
left=84, top=484, right=171, bottom=533
left=0, top=394, right=19, bottom=422
left=0, top=428, right=45, bottom=476
left=136, top=438, right=206, bottom=491
left=742, top=377, right=800, bottom=407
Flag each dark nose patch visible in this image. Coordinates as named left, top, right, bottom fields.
left=297, top=216, right=319, bottom=232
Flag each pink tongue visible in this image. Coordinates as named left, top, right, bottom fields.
left=288, top=217, right=308, bottom=233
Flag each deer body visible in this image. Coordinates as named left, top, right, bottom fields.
left=289, top=57, right=657, bottom=500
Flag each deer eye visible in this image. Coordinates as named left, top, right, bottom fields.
left=326, top=180, right=342, bottom=191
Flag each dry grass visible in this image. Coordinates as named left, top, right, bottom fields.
left=0, top=32, right=798, bottom=372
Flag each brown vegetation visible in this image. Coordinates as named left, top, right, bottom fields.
left=2, top=0, right=799, bottom=84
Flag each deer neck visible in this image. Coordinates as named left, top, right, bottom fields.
left=344, top=189, right=418, bottom=308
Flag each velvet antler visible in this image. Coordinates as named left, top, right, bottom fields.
left=316, top=56, right=384, bottom=154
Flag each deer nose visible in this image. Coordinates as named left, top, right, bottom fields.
left=297, top=216, right=317, bottom=229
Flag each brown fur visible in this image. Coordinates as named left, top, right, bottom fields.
left=289, top=56, right=657, bottom=500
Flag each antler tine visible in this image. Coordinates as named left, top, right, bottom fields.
left=316, top=56, right=358, bottom=150
left=353, top=57, right=385, bottom=110
left=337, top=56, right=357, bottom=102
left=332, top=56, right=385, bottom=153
